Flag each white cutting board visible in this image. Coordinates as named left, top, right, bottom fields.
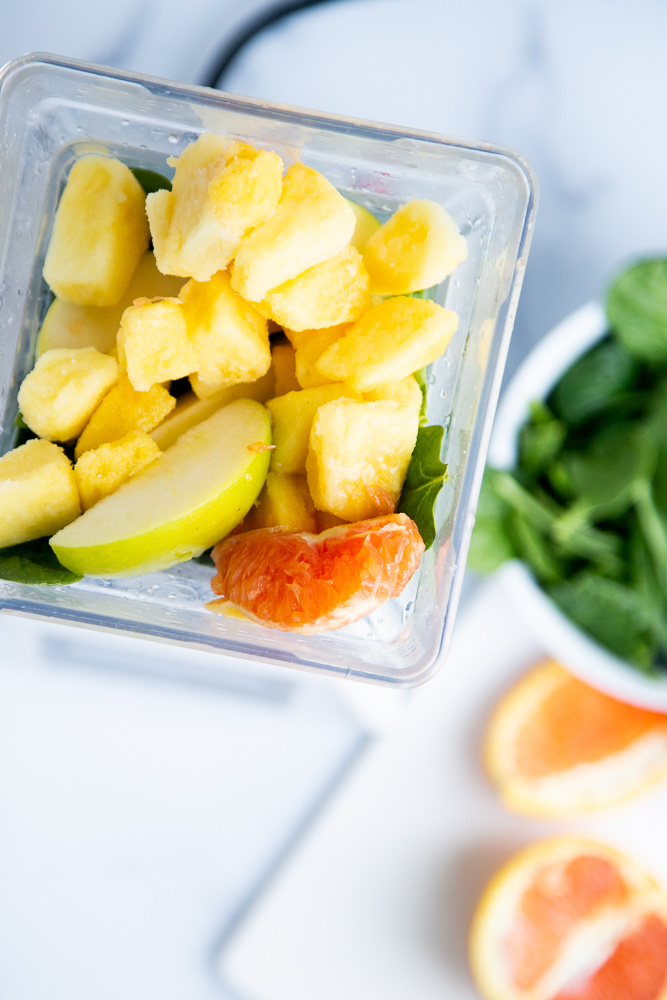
left=217, top=574, right=667, bottom=1000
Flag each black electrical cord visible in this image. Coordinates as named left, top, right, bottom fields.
left=201, top=0, right=355, bottom=90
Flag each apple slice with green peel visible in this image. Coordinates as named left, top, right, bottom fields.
left=51, top=398, right=271, bottom=578
left=345, top=199, right=381, bottom=253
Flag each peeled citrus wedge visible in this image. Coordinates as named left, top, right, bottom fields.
left=207, top=512, right=424, bottom=633
left=470, top=836, right=667, bottom=1000
left=485, top=660, right=667, bottom=816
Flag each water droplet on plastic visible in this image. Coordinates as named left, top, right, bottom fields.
left=168, top=134, right=178, bottom=144
left=121, top=119, right=129, bottom=126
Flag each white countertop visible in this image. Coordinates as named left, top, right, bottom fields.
left=3, top=2, right=667, bottom=997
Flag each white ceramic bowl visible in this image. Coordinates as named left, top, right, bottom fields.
left=488, top=302, right=667, bottom=711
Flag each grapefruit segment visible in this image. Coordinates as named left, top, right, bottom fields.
left=485, top=660, right=667, bottom=816
left=207, top=512, right=424, bottom=633
left=470, top=837, right=667, bottom=1000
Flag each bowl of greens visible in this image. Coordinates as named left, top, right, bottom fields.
left=470, top=260, right=667, bottom=710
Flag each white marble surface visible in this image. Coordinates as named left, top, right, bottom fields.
left=3, top=2, right=667, bottom=998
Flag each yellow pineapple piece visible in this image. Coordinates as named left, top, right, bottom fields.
left=117, top=298, right=195, bottom=392
left=146, top=135, right=283, bottom=282
left=363, top=375, right=423, bottom=413
left=208, top=141, right=283, bottom=236
left=74, top=430, right=160, bottom=511
left=271, top=342, right=301, bottom=396
left=18, top=347, right=119, bottom=441
left=346, top=199, right=381, bottom=253
left=264, top=246, right=371, bottom=331
left=180, top=271, right=270, bottom=392
left=43, top=155, right=149, bottom=307
left=231, top=162, right=355, bottom=302
left=294, top=325, right=348, bottom=389
left=37, top=251, right=185, bottom=357
left=363, top=199, right=468, bottom=295
left=306, top=398, right=419, bottom=521
left=316, top=296, right=458, bottom=392
left=74, top=373, right=175, bottom=458
left=146, top=133, right=227, bottom=280
left=244, top=472, right=316, bottom=533
left=0, top=439, right=81, bottom=547
left=266, top=384, right=359, bottom=475
left=153, top=371, right=275, bottom=449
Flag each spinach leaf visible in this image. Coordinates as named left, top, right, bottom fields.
left=505, top=510, right=565, bottom=584
left=467, top=470, right=515, bottom=573
left=548, top=572, right=657, bottom=672
left=130, top=168, right=172, bottom=195
left=607, top=258, right=667, bottom=362
left=0, top=538, right=82, bottom=586
left=193, top=547, right=215, bottom=567
left=519, top=408, right=567, bottom=477
left=413, top=368, right=428, bottom=424
left=548, top=336, right=639, bottom=425
left=13, top=412, right=38, bottom=448
left=398, top=425, right=447, bottom=549
left=556, top=424, right=656, bottom=533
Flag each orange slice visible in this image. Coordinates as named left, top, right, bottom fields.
left=485, top=660, right=667, bottom=816
left=207, top=513, right=424, bottom=633
left=470, top=836, right=667, bottom=1000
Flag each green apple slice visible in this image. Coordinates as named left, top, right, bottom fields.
left=51, top=398, right=271, bottom=577
left=37, top=251, right=186, bottom=357
left=345, top=199, right=381, bottom=253
left=151, top=370, right=275, bottom=451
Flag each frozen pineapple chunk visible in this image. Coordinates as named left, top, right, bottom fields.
left=180, top=271, right=270, bottom=392
left=154, top=371, right=276, bottom=449
left=74, top=430, right=160, bottom=511
left=43, top=155, right=149, bottom=307
left=266, top=384, right=359, bottom=475
left=306, top=398, right=419, bottom=521
left=38, top=252, right=185, bottom=357
left=264, top=246, right=371, bottom=331
left=208, top=141, right=283, bottom=236
left=146, top=134, right=283, bottom=281
left=363, top=199, right=468, bottom=295
left=0, top=439, right=81, bottom=547
left=18, top=347, right=119, bottom=441
left=75, top=373, right=175, bottom=458
left=271, top=342, right=301, bottom=396
left=363, top=375, right=423, bottom=413
left=231, top=163, right=355, bottom=302
left=117, top=298, right=195, bottom=392
left=316, top=297, right=458, bottom=392
left=293, top=325, right=348, bottom=389
left=244, top=472, right=316, bottom=533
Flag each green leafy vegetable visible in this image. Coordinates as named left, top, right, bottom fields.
left=467, top=470, right=515, bottom=574
left=548, top=336, right=639, bottom=425
left=413, top=368, right=428, bottom=424
left=0, top=538, right=83, bottom=586
left=548, top=573, right=658, bottom=672
left=130, top=168, right=172, bottom=196
left=607, top=258, right=667, bottom=362
left=470, top=255, right=667, bottom=673
left=398, top=425, right=447, bottom=549
left=13, top=411, right=38, bottom=448
left=519, top=405, right=567, bottom=477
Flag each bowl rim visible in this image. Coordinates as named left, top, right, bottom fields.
left=487, top=301, right=667, bottom=711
